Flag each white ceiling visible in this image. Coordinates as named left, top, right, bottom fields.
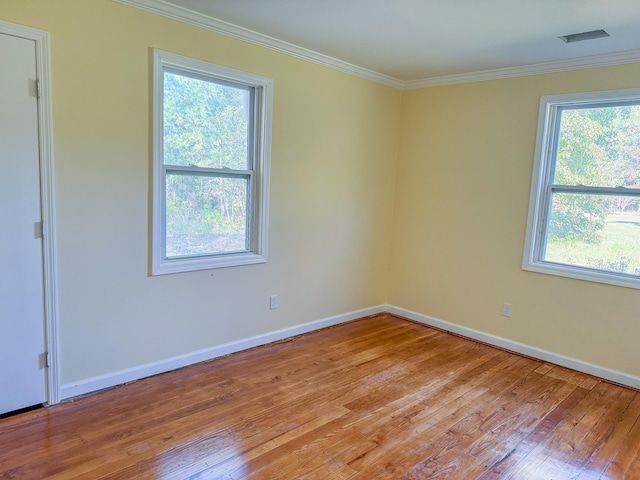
left=132, top=0, right=640, bottom=85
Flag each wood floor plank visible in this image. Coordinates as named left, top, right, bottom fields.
left=412, top=379, right=579, bottom=479
left=467, top=384, right=592, bottom=479
left=600, top=399, right=640, bottom=479
left=477, top=381, right=619, bottom=479
left=352, top=370, right=574, bottom=479
left=518, top=385, right=634, bottom=479
left=545, top=388, right=639, bottom=479
left=342, top=357, right=542, bottom=476
left=1, top=313, right=639, bottom=479
left=622, top=447, right=640, bottom=479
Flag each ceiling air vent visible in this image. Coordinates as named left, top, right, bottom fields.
left=559, top=29, right=609, bottom=43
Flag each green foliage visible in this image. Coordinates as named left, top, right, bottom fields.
left=549, top=105, right=640, bottom=243
left=162, top=72, right=252, bottom=256
left=546, top=212, right=640, bottom=276
left=548, top=194, right=607, bottom=243
left=163, top=72, right=249, bottom=169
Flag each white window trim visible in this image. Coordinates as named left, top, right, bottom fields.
left=523, top=88, right=640, bottom=290
left=152, top=50, right=272, bottom=275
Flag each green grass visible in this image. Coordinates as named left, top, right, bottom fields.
left=546, top=212, right=640, bottom=276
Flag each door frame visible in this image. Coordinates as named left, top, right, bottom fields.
left=0, top=20, right=60, bottom=405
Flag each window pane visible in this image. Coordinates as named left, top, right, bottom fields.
left=554, top=104, right=640, bottom=188
left=165, top=174, right=248, bottom=258
left=163, top=70, right=252, bottom=169
left=545, top=193, right=640, bottom=276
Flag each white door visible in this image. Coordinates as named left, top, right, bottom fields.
left=0, top=32, right=47, bottom=414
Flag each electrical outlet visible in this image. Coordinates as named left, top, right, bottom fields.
left=502, top=303, right=512, bottom=317
left=270, top=295, right=278, bottom=310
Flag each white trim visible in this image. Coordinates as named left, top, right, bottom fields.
left=113, top=0, right=640, bottom=90
left=152, top=49, right=272, bottom=275
left=385, top=305, right=640, bottom=390
left=60, top=305, right=385, bottom=399
left=0, top=21, right=60, bottom=406
left=523, top=262, right=640, bottom=290
left=60, top=302, right=640, bottom=400
left=523, top=88, right=640, bottom=290
left=113, top=0, right=404, bottom=89
left=402, top=50, right=640, bottom=89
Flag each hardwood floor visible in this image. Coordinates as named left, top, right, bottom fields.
left=2, top=313, right=640, bottom=479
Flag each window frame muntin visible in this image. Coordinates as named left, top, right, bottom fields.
left=152, top=49, right=272, bottom=275
left=523, top=88, right=640, bottom=289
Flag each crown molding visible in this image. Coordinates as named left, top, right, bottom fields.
left=114, top=0, right=640, bottom=91
left=112, top=0, right=404, bottom=89
left=404, top=49, right=640, bottom=89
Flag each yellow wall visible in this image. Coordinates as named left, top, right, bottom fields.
left=390, top=65, right=640, bottom=377
left=1, top=1, right=401, bottom=383
left=4, top=0, right=640, bottom=388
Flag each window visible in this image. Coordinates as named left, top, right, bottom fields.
left=524, top=89, right=640, bottom=289
left=152, top=50, right=272, bottom=275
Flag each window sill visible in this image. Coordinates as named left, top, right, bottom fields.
left=152, top=252, right=267, bottom=275
left=522, top=260, right=640, bottom=290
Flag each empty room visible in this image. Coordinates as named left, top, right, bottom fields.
left=2, top=1, right=640, bottom=478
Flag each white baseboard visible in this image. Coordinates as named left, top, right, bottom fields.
left=386, top=304, right=640, bottom=390
left=60, top=303, right=640, bottom=400
left=60, top=305, right=386, bottom=400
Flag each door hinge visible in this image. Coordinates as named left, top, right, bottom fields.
left=36, top=79, right=41, bottom=99
left=34, top=221, right=43, bottom=239
left=39, top=352, right=49, bottom=369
